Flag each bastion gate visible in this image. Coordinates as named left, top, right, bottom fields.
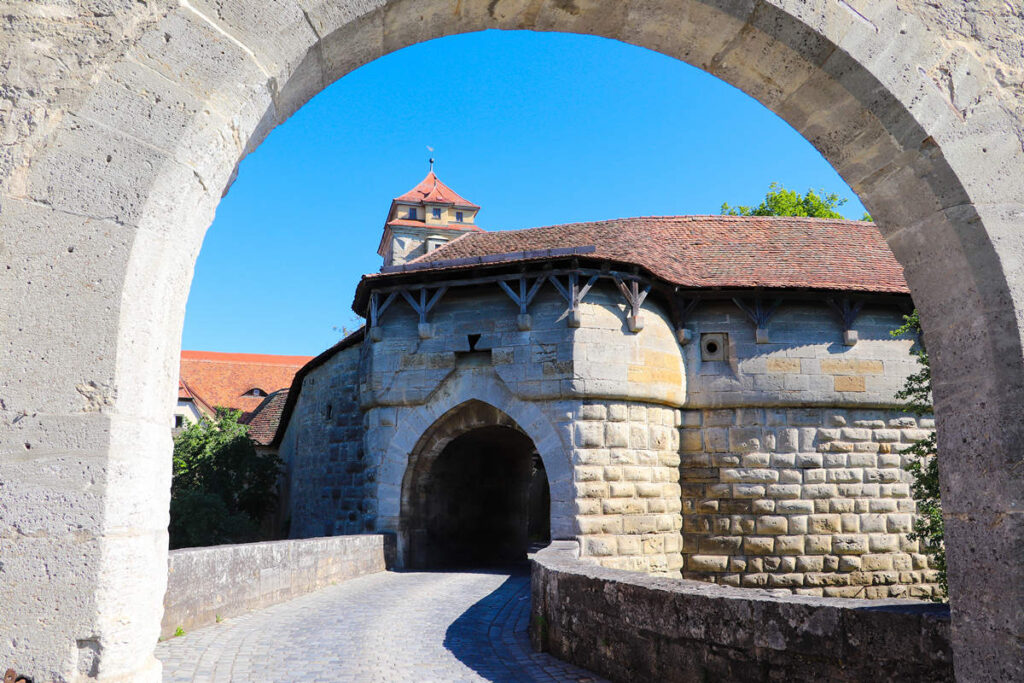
left=1, top=1, right=1022, bottom=680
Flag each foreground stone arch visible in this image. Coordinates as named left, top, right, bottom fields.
left=2, top=1, right=1022, bottom=679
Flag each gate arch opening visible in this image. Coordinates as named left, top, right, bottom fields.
left=401, top=401, right=551, bottom=569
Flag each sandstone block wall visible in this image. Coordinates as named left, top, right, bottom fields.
left=278, top=343, right=365, bottom=538
left=684, top=302, right=918, bottom=408
left=571, top=400, right=683, bottom=575
left=680, top=407, right=939, bottom=597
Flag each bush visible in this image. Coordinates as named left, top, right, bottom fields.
left=170, top=408, right=282, bottom=549
left=892, top=310, right=946, bottom=599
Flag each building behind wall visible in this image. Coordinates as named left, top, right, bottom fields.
left=273, top=171, right=940, bottom=598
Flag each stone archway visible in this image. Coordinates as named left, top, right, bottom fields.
left=400, top=401, right=549, bottom=569
left=2, top=1, right=1023, bottom=680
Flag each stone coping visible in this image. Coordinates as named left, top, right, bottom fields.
left=530, top=541, right=952, bottom=682
left=162, top=534, right=395, bottom=639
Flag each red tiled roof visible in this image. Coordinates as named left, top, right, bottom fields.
left=177, top=378, right=214, bottom=416
left=370, top=216, right=908, bottom=294
left=386, top=218, right=485, bottom=232
left=179, top=351, right=313, bottom=422
left=246, top=389, right=290, bottom=446
left=393, top=171, right=480, bottom=209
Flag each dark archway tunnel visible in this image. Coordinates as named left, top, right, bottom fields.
left=407, top=425, right=550, bottom=569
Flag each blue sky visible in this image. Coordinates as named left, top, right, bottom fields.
left=182, top=30, right=867, bottom=356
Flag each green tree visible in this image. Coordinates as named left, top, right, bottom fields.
left=891, top=310, right=946, bottom=599
left=721, top=182, right=850, bottom=219
left=170, top=408, right=282, bottom=549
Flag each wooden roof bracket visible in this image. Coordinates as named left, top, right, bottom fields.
left=498, top=274, right=548, bottom=331
left=614, top=276, right=651, bottom=333
left=733, top=297, right=782, bottom=344
left=551, top=271, right=599, bottom=328
left=826, top=297, right=865, bottom=346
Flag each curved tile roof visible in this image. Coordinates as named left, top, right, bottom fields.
left=369, top=215, right=908, bottom=294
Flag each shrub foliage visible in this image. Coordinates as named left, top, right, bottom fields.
left=892, top=310, right=946, bottom=599
left=170, top=408, right=282, bottom=549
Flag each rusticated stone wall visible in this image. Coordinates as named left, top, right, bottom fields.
left=680, top=407, right=939, bottom=597
left=572, top=401, right=683, bottom=575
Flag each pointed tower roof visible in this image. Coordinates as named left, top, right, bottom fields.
left=394, top=171, right=480, bottom=209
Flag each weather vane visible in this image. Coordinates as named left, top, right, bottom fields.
left=427, top=145, right=435, bottom=171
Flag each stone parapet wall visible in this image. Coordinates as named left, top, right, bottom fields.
left=531, top=541, right=953, bottom=683
left=161, top=534, right=395, bottom=639
left=573, top=400, right=683, bottom=575
left=679, top=407, right=939, bottom=597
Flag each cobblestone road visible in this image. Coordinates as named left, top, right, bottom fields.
left=156, top=568, right=604, bottom=682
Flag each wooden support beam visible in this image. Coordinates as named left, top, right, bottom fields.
left=551, top=272, right=599, bottom=327
left=733, top=297, right=782, bottom=343
left=368, top=291, right=399, bottom=341
left=614, top=276, right=651, bottom=332
left=826, top=297, right=864, bottom=346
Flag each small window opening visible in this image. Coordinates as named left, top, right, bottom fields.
left=468, top=334, right=481, bottom=351
left=250, top=388, right=264, bottom=397
left=432, top=207, right=442, bottom=219
left=409, top=207, right=418, bottom=220
left=325, top=404, right=333, bottom=420
left=455, top=211, right=464, bottom=222
left=174, top=415, right=184, bottom=428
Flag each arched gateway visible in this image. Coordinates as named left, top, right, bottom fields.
left=2, top=1, right=1023, bottom=680
left=401, top=401, right=550, bottom=569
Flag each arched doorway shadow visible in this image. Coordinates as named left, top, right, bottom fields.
left=401, top=400, right=551, bottom=570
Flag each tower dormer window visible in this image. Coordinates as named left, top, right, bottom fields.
left=455, top=211, right=464, bottom=222
left=432, top=208, right=442, bottom=219
left=408, top=207, right=417, bottom=220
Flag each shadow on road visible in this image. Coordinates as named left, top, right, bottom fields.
left=442, top=566, right=532, bottom=682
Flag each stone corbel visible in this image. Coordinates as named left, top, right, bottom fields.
left=400, top=286, right=448, bottom=339
left=497, top=274, right=547, bottom=331
left=550, top=272, right=598, bottom=328
left=614, top=276, right=650, bottom=333
left=368, top=290, right=399, bottom=342
left=733, top=297, right=782, bottom=343
left=826, top=297, right=864, bottom=346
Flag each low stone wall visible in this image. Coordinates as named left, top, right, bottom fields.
left=162, top=534, right=395, bottom=638
left=530, top=541, right=952, bottom=682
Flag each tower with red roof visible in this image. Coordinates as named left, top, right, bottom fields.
left=377, top=164, right=485, bottom=267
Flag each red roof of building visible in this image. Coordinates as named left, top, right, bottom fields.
left=393, top=171, right=480, bottom=209
left=177, top=378, right=214, bottom=416
left=365, top=215, right=908, bottom=295
left=385, top=218, right=485, bottom=232
left=246, top=389, right=290, bottom=446
left=179, top=350, right=313, bottom=422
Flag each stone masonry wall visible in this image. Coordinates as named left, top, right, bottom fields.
left=680, top=407, right=939, bottom=597
left=573, top=400, right=683, bottom=575
left=279, top=344, right=365, bottom=538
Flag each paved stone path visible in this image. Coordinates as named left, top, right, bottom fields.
left=156, top=568, right=604, bottom=682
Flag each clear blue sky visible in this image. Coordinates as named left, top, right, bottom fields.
left=182, top=30, right=867, bottom=356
